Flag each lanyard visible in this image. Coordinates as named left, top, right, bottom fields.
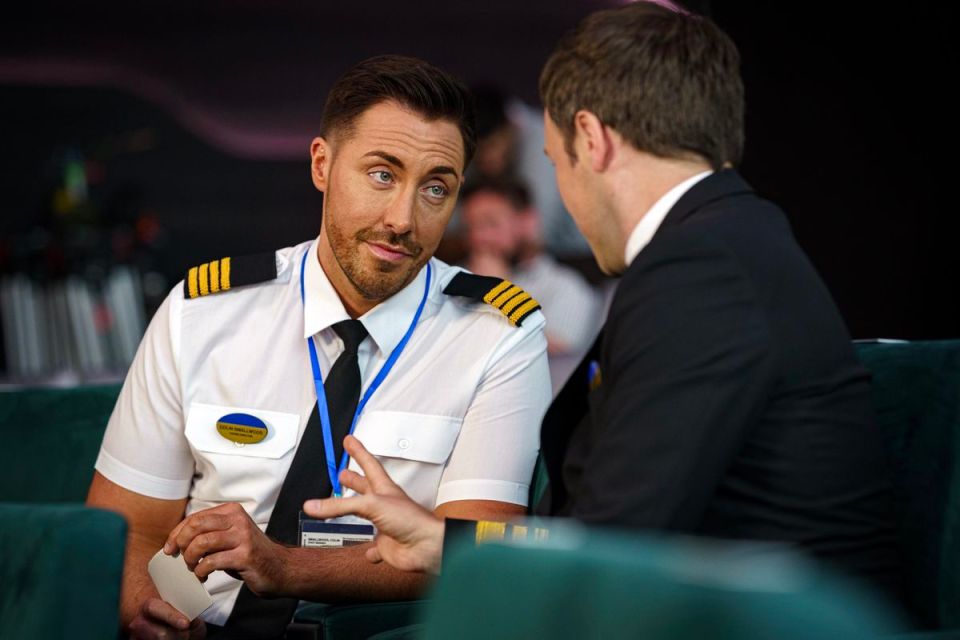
left=299, top=249, right=431, bottom=496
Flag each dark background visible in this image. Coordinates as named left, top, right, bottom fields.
left=0, top=0, right=955, bottom=339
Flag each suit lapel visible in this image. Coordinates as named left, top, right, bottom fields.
left=537, top=332, right=602, bottom=514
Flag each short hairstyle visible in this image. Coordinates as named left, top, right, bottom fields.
left=320, top=54, right=477, bottom=169
left=461, top=177, right=532, bottom=212
left=539, top=2, right=744, bottom=169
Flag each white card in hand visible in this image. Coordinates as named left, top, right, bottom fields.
left=147, top=550, right=214, bottom=621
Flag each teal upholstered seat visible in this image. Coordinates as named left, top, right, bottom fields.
left=855, top=340, right=960, bottom=629
left=422, top=526, right=904, bottom=639
left=0, top=503, right=127, bottom=640
left=0, top=384, right=121, bottom=503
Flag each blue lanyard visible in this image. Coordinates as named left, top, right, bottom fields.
left=299, top=250, right=431, bottom=496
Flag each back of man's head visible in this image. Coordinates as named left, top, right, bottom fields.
left=539, top=2, right=743, bottom=170
left=320, top=54, right=477, bottom=169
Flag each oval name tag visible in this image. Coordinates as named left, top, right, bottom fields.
left=216, top=413, right=268, bottom=445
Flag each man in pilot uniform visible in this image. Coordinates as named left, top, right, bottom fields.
left=87, top=55, right=550, bottom=639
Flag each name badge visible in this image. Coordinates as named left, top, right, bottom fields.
left=299, top=512, right=375, bottom=548
left=216, top=412, right=268, bottom=445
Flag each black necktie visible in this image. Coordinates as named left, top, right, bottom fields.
left=325, top=319, right=368, bottom=464
left=221, top=319, right=368, bottom=639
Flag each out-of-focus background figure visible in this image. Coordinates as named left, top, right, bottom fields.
left=468, top=88, right=590, bottom=259
left=460, top=178, right=601, bottom=387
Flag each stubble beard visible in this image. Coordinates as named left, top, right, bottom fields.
left=327, top=218, right=426, bottom=303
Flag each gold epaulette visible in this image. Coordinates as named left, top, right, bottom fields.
left=183, top=252, right=278, bottom=300
left=443, top=272, right=542, bottom=327
left=475, top=520, right=550, bottom=544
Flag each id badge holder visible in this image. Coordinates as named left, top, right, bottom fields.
left=298, top=511, right=376, bottom=548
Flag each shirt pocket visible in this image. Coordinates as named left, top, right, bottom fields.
left=351, top=411, right=463, bottom=509
left=353, top=411, right=462, bottom=463
left=185, top=403, right=300, bottom=459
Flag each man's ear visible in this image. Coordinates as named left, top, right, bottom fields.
left=310, top=137, right=331, bottom=192
left=573, top=110, right=614, bottom=172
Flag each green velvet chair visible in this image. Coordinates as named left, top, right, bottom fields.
left=420, top=525, right=904, bottom=639
left=0, top=502, right=127, bottom=640
left=856, top=340, right=960, bottom=630
left=0, top=384, right=121, bottom=503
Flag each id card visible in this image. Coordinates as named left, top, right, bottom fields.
left=299, top=511, right=375, bottom=548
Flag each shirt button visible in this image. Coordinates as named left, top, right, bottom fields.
left=398, top=438, right=411, bottom=450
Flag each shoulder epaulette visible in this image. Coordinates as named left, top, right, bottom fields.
left=183, top=253, right=277, bottom=300
left=443, top=272, right=541, bottom=327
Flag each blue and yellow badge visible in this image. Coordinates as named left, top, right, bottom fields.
left=216, top=413, right=268, bottom=445
left=587, top=360, right=602, bottom=391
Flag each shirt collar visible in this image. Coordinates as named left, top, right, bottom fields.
left=302, top=237, right=431, bottom=356
left=624, top=170, right=713, bottom=267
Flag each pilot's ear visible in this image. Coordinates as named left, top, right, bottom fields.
left=310, top=137, right=331, bottom=192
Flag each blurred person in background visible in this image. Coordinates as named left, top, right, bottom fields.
left=469, top=87, right=591, bottom=259
left=461, top=177, right=601, bottom=358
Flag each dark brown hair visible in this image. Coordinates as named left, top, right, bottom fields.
left=539, top=2, right=744, bottom=169
left=461, top=177, right=532, bottom=212
left=320, top=54, right=477, bottom=169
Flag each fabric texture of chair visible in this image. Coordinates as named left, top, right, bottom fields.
left=856, top=340, right=960, bottom=629
left=367, top=623, right=425, bottom=640
left=0, top=384, right=121, bottom=502
left=0, top=502, right=127, bottom=640
left=423, top=526, right=905, bottom=640
left=529, top=453, right=549, bottom=509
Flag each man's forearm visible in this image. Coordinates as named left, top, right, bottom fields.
left=119, top=532, right=164, bottom=626
left=86, top=472, right=188, bottom=628
left=275, top=543, right=430, bottom=602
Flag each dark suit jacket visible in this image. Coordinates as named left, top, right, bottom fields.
left=537, top=170, right=900, bottom=597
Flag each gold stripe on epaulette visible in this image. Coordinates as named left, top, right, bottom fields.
left=511, top=525, right=528, bottom=541
left=476, top=278, right=541, bottom=325
left=509, top=298, right=541, bottom=326
left=221, top=256, right=231, bottom=291
left=482, top=280, right=513, bottom=305
left=491, top=285, right=523, bottom=309
left=187, top=266, right=200, bottom=299
left=475, top=520, right=507, bottom=544
left=198, top=263, right=210, bottom=297
left=209, top=259, right=220, bottom=293
left=187, top=259, right=229, bottom=299
left=502, top=292, right=531, bottom=316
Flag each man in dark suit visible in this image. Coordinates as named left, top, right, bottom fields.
left=307, top=1, right=901, bottom=600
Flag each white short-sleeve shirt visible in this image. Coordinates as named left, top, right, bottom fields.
left=95, top=238, right=550, bottom=623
